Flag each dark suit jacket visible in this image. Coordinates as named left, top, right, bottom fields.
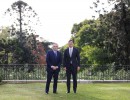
left=46, top=50, right=62, bottom=72
left=63, top=47, right=80, bottom=69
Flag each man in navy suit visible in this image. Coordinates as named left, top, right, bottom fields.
left=45, top=43, right=62, bottom=94
left=63, top=40, right=80, bottom=93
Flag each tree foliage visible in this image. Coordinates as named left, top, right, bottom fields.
left=70, top=0, right=130, bottom=69
left=0, top=1, right=50, bottom=65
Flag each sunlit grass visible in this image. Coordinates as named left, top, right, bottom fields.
left=0, top=83, right=130, bottom=100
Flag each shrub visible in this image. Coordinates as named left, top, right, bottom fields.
left=0, top=73, right=2, bottom=83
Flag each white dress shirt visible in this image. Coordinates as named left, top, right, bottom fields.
left=69, top=47, right=73, bottom=57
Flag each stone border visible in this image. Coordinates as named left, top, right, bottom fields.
left=2, top=80, right=130, bottom=84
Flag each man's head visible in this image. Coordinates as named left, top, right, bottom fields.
left=52, top=43, right=58, bottom=51
left=68, top=40, right=74, bottom=48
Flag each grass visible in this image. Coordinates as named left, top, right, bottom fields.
left=0, top=83, right=130, bottom=100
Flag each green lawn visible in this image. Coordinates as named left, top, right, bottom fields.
left=0, top=83, right=130, bottom=100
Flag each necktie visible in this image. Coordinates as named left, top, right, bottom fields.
left=69, top=48, right=72, bottom=57
left=54, top=51, right=57, bottom=57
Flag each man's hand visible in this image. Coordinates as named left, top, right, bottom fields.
left=77, top=66, right=80, bottom=71
left=64, top=67, right=67, bottom=71
left=55, top=66, right=58, bottom=70
left=51, top=66, right=57, bottom=70
left=55, top=66, right=58, bottom=69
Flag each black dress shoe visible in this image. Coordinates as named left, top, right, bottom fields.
left=45, top=92, right=49, bottom=94
left=66, top=91, right=70, bottom=93
left=74, top=89, right=76, bottom=93
left=53, top=92, right=58, bottom=94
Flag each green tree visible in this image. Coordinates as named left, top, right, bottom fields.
left=0, top=27, right=13, bottom=64
left=3, top=1, right=43, bottom=64
left=92, top=0, right=130, bottom=67
left=71, top=19, right=111, bottom=65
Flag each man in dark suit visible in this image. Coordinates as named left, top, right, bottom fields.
left=63, top=40, right=80, bottom=93
left=45, top=43, right=62, bottom=94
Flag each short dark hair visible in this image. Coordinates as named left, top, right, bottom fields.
left=68, top=39, right=74, bottom=43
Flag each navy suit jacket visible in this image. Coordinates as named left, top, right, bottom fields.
left=63, top=47, right=80, bottom=69
left=46, top=50, right=62, bottom=72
